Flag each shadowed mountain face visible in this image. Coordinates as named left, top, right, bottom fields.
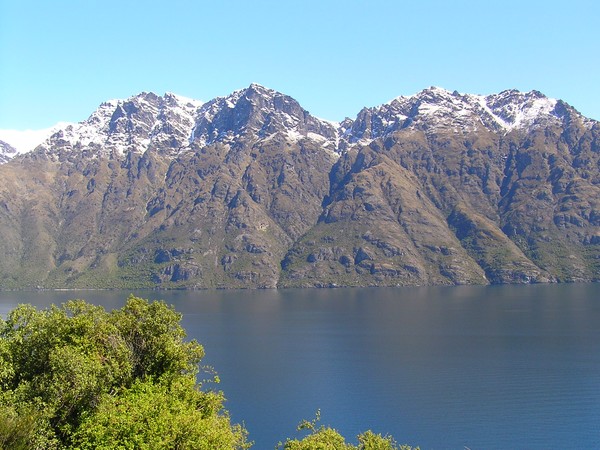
left=0, top=85, right=598, bottom=288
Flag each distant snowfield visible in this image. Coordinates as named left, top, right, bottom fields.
left=0, top=122, right=72, bottom=154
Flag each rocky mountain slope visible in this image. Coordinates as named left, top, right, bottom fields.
left=0, top=84, right=598, bottom=288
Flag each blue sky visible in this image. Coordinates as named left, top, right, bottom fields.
left=1, top=0, right=599, bottom=129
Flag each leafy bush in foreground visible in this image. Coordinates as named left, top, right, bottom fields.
left=278, top=411, right=419, bottom=450
left=0, top=295, right=248, bottom=449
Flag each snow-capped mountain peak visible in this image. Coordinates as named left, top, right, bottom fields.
left=347, top=87, right=581, bottom=142
left=37, top=92, right=203, bottom=160
left=191, top=83, right=339, bottom=152
left=1, top=85, right=593, bottom=165
left=480, top=89, right=560, bottom=131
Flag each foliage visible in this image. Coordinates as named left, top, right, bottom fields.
left=0, top=295, right=248, bottom=449
left=277, top=411, right=418, bottom=450
left=73, top=376, right=249, bottom=450
left=0, top=402, right=57, bottom=450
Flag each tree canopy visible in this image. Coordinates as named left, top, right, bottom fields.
left=0, top=295, right=248, bottom=449
left=278, top=411, right=418, bottom=450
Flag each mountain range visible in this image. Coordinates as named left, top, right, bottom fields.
left=0, top=84, right=598, bottom=289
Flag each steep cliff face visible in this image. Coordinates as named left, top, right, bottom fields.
left=0, top=85, right=598, bottom=288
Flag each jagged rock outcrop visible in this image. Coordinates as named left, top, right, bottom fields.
left=0, top=140, right=17, bottom=164
left=0, top=85, right=598, bottom=288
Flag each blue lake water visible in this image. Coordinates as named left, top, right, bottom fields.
left=1, top=284, right=599, bottom=449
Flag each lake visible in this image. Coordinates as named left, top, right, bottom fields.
left=1, top=284, right=599, bottom=449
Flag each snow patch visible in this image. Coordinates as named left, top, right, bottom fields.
left=286, top=129, right=304, bottom=141
left=376, top=87, right=568, bottom=137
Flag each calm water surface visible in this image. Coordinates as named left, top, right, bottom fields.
left=1, top=284, right=599, bottom=449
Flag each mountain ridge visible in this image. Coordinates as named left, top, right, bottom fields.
left=2, top=84, right=590, bottom=164
left=0, top=84, right=598, bottom=289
